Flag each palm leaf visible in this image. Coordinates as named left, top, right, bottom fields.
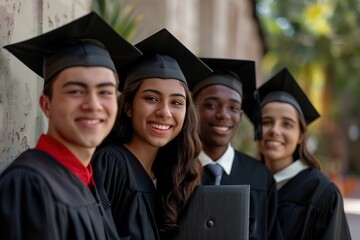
left=92, top=0, right=142, bottom=42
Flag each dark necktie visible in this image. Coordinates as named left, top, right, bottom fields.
left=206, top=163, right=223, bottom=185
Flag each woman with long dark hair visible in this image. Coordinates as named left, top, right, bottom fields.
left=92, top=29, right=212, bottom=239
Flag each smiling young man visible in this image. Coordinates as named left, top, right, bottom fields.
left=190, top=58, right=283, bottom=240
left=0, top=12, right=141, bottom=240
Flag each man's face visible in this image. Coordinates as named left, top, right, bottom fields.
left=196, top=85, right=242, bottom=150
left=40, top=66, right=118, bottom=153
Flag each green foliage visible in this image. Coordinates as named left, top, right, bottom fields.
left=258, top=0, right=360, bottom=112
left=232, top=116, right=258, bottom=159
left=92, top=0, right=142, bottom=42
left=258, top=0, right=360, bottom=90
left=257, top=0, right=360, bottom=174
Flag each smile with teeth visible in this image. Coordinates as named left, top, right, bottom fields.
left=150, top=122, right=171, bottom=130
left=212, top=125, right=230, bottom=132
left=265, top=140, right=283, bottom=147
left=78, top=119, right=102, bottom=125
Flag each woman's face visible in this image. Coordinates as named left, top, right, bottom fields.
left=127, top=78, right=186, bottom=149
left=258, top=101, right=303, bottom=172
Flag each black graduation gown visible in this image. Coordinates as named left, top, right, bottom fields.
left=277, top=168, right=351, bottom=240
left=202, top=150, right=282, bottom=240
left=0, top=149, right=119, bottom=240
left=92, top=144, right=160, bottom=240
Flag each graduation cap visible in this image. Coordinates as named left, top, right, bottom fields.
left=173, top=185, right=250, bottom=240
left=190, top=58, right=256, bottom=114
left=119, top=28, right=212, bottom=90
left=3, top=12, right=142, bottom=84
left=247, top=68, right=320, bottom=140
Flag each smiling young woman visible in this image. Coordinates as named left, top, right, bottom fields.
left=252, top=68, right=351, bottom=240
left=92, top=29, right=212, bottom=239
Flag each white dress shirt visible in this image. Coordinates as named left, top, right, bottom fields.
left=198, top=144, right=235, bottom=177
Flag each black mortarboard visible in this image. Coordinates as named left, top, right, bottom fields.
left=118, top=28, right=212, bottom=90
left=190, top=58, right=256, bottom=114
left=190, top=58, right=256, bottom=108
left=247, top=68, right=320, bottom=140
left=190, top=58, right=255, bottom=96
left=173, top=185, right=250, bottom=240
left=4, top=12, right=142, bottom=84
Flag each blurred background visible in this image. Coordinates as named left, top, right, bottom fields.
left=1, top=0, right=360, bottom=237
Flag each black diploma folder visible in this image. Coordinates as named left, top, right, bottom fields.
left=173, top=185, right=250, bottom=240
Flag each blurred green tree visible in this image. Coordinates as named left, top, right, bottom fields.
left=92, top=0, right=142, bottom=42
left=256, top=0, right=360, bottom=175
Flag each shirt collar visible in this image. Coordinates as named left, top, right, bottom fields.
left=36, top=134, right=95, bottom=187
left=198, top=144, right=235, bottom=175
left=273, top=160, right=309, bottom=190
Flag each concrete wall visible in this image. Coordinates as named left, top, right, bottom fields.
left=125, top=0, right=264, bottom=82
left=0, top=0, right=91, bottom=172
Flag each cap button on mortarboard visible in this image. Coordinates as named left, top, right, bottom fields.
left=206, top=220, right=215, bottom=228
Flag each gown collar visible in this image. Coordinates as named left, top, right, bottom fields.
left=274, top=160, right=309, bottom=190
left=36, top=134, right=95, bottom=187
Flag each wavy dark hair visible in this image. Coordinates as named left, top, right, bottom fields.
left=105, top=78, right=203, bottom=232
left=259, top=106, right=320, bottom=170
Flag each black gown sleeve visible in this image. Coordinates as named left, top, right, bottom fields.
left=311, top=184, right=351, bottom=240
left=92, top=146, right=128, bottom=221
left=0, top=168, right=60, bottom=240
left=93, top=145, right=160, bottom=240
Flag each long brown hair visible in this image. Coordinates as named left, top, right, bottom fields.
left=105, top=78, right=202, bottom=232
left=297, top=114, right=321, bottom=170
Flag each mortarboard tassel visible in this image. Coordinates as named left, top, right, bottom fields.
left=253, top=90, right=262, bottom=140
